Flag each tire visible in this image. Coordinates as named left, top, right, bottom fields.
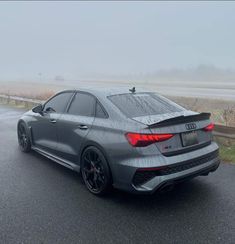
left=81, top=146, right=112, bottom=195
left=17, top=122, right=31, bottom=153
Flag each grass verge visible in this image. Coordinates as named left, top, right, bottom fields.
left=219, top=144, right=235, bottom=163
left=214, top=136, right=235, bottom=163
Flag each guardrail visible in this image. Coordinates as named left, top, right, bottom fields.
left=213, top=124, right=235, bottom=139
left=0, top=94, right=42, bottom=108
left=0, top=94, right=234, bottom=139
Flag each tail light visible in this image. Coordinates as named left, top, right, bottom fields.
left=125, top=132, right=174, bottom=147
left=203, top=123, right=214, bottom=132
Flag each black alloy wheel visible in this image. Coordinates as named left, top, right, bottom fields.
left=81, top=146, right=112, bottom=195
left=18, top=123, right=31, bottom=152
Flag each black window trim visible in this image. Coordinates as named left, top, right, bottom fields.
left=42, top=90, right=109, bottom=118
left=95, top=99, right=109, bottom=119
left=42, top=90, right=75, bottom=114
left=66, top=91, right=95, bottom=117
left=65, top=91, right=109, bottom=118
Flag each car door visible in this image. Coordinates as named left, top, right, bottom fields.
left=31, top=91, right=74, bottom=155
left=56, top=92, right=96, bottom=163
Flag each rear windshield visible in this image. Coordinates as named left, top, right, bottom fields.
left=108, top=93, right=184, bottom=118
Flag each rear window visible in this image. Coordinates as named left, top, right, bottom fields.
left=108, top=93, right=184, bottom=118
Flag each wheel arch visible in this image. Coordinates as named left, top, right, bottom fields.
left=17, top=119, right=33, bottom=145
left=79, top=140, right=113, bottom=182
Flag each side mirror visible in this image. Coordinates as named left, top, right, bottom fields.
left=32, top=104, right=43, bottom=114
left=45, top=107, right=55, bottom=113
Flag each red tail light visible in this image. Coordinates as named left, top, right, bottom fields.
left=125, top=132, right=174, bottom=147
left=203, top=123, right=214, bottom=132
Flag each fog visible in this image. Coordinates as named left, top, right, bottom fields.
left=0, top=1, right=235, bottom=83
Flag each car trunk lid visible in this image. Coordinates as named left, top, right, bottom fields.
left=132, top=112, right=213, bottom=156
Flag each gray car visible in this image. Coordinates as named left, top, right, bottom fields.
left=17, top=87, right=220, bottom=195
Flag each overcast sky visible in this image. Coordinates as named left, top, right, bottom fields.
left=0, top=1, right=234, bottom=81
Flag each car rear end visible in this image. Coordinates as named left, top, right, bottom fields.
left=107, top=92, right=220, bottom=193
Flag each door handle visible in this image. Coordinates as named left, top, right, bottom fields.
left=50, top=119, right=57, bottom=124
left=78, top=124, right=88, bottom=130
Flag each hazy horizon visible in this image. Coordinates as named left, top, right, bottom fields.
left=0, top=1, right=235, bottom=81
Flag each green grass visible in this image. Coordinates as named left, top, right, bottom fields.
left=219, top=144, right=235, bottom=163
left=213, top=136, right=235, bottom=163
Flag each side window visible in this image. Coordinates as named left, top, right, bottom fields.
left=43, top=92, right=73, bottom=113
left=95, top=101, right=107, bottom=118
left=68, top=92, right=95, bottom=116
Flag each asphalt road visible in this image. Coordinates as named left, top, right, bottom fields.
left=0, top=104, right=235, bottom=244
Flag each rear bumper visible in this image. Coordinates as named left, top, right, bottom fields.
left=133, top=156, right=220, bottom=194
left=112, top=142, right=220, bottom=193
left=156, top=159, right=220, bottom=192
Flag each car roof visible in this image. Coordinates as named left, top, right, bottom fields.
left=63, top=86, right=150, bottom=97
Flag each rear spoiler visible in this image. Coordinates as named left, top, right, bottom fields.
left=148, top=112, right=211, bottom=128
